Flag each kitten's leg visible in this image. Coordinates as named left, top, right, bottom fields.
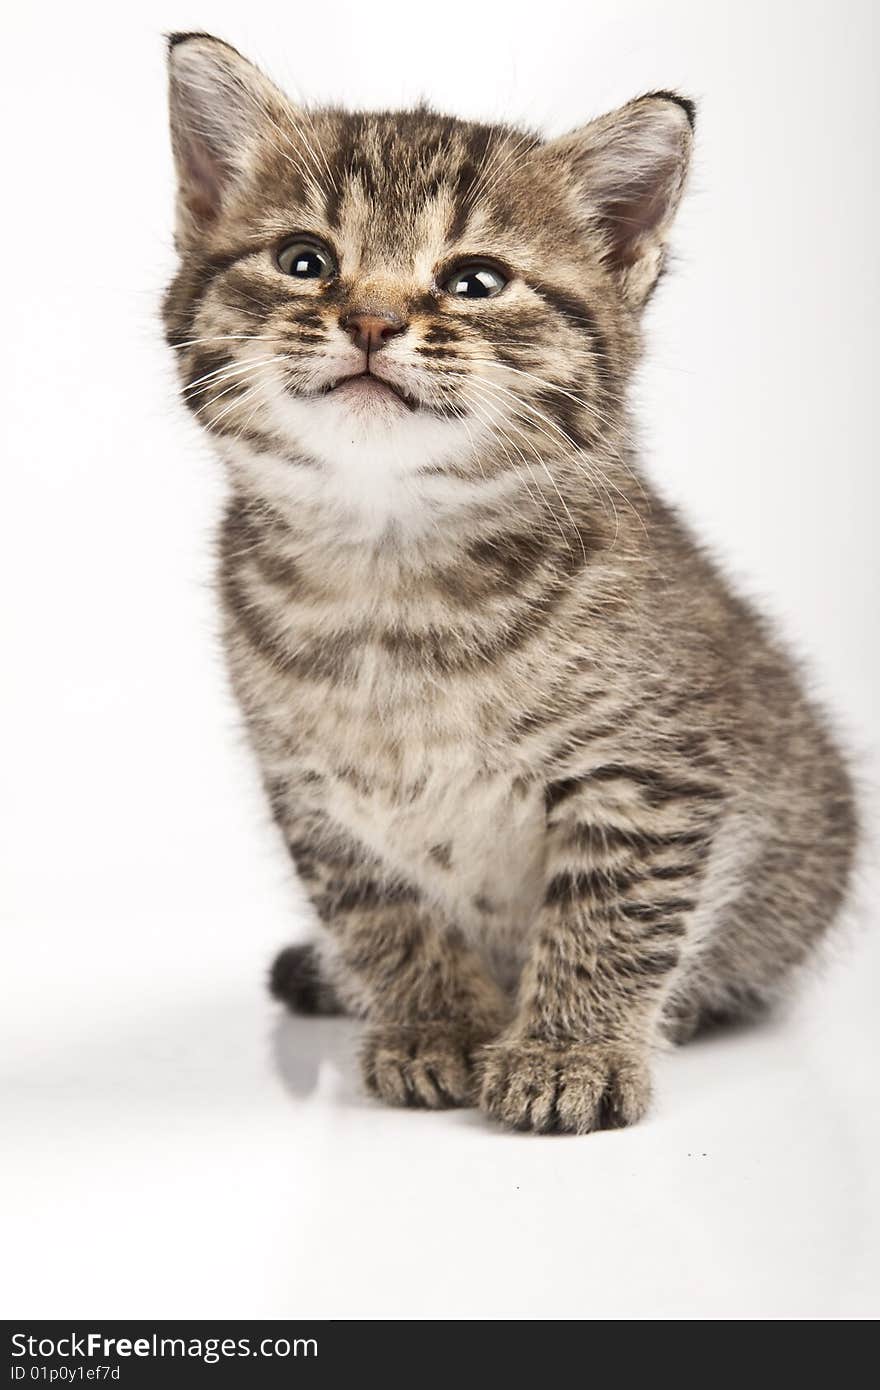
left=334, top=896, right=510, bottom=1109
left=478, top=775, right=720, bottom=1134
left=276, top=809, right=509, bottom=1107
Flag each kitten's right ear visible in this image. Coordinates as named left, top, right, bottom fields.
left=167, top=33, right=287, bottom=245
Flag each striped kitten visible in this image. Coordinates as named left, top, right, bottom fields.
left=164, top=34, right=856, bottom=1133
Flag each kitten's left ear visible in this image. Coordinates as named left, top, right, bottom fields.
left=546, top=92, right=695, bottom=308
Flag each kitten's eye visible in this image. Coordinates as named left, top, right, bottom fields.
left=276, top=239, right=336, bottom=279
left=443, top=264, right=508, bottom=299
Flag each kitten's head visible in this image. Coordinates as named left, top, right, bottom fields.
left=164, top=33, right=693, bottom=529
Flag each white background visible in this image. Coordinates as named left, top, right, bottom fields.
left=2, top=0, right=878, bottom=1319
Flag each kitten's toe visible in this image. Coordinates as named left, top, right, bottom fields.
left=269, top=943, right=345, bottom=1017
left=360, top=1024, right=485, bottom=1109
left=477, top=1037, right=652, bottom=1135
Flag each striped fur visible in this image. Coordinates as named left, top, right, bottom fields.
left=164, top=35, right=857, bottom=1133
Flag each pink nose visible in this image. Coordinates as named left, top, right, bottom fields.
left=342, top=311, right=407, bottom=355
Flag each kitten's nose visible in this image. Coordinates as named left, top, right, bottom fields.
left=342, top=311, right=407, bottom=355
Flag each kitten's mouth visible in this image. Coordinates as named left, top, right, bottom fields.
left=325, top=371, right=419, bottom=413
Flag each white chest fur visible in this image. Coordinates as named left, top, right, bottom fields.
left=277, top=730, right=547, bottom=983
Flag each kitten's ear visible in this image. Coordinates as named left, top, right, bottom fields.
left=167, top=32, right=288, bottom=245
left=546, top=92, right=695, bottom=308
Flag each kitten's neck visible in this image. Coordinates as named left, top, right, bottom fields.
left=218, top=457, right=648, bottom=638
left=217, top=432, right=642, bottom=565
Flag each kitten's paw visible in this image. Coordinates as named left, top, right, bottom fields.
left=477, top=1037, right=652, bottom=1135
left=361, top=1024, right=488, bottom=1109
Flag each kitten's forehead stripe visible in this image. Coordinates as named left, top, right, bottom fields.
left=314, top=109, right=541, bottom=262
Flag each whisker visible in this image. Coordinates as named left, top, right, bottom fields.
left=197, top=379, right=267, bottom=431
left=461, top=357, right=649, bottom=507
left=169, top=333, right=277, bottom=350
left=465, top=356, right=639, bottom=449
left=182, top=355, right=287, bottom=398
left=466, top=375, right=631, bottom=545
left=459, top=385, right=583, bottom=561
left=473, top=390, right=594, bottom=559
left=470, top=130, right=537, bottom=209
left=464, top=130, right=535, bottom=212
left=457, top=393, right=558, bottom=540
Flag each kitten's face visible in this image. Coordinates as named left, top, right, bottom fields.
left=165, top=36, right=692, bottom=527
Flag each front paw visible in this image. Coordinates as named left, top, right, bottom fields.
left=477, top=1037, right=652, bottom=1134
left=361, top=1023, right=490, bottom=1109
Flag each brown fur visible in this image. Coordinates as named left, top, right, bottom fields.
left=164, top=35, right=857, bottom=1133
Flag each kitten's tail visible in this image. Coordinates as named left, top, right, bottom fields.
left=268, top=942, right=346, bottom=1017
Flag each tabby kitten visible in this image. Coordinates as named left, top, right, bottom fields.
left=164, top=33, right=856, bottom=1133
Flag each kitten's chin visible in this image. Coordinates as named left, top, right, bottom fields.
left=327, top=374, right=412, bottom=419
left=240, top=372, right=483, bottom=519
left=260, top=369, right=475, bottom=479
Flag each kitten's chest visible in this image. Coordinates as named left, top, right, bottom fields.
left=276, top=687, right=547, bottom=958
left=225, top=532, right=565, bottom=948
left=336, top=747, right=543, bottom=910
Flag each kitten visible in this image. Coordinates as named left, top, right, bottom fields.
left=164, top=33, right=857, bottom=1133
